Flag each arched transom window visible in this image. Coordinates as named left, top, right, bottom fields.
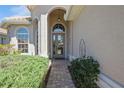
left=16, top=28, right=29, bottom=53
left=53, top=24, right=65, bottom=33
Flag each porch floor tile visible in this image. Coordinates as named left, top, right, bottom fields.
left=46, top=59, right=75, bottom=88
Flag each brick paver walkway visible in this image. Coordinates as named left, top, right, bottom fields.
left=46, top=59, right=75, bottom=88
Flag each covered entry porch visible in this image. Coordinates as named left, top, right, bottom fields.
left=31, top=5, right=84, bottom=60
left=47, top=8, right=68, bottom=59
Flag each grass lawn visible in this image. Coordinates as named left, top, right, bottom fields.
left=0, top=55, right=49, bottom=88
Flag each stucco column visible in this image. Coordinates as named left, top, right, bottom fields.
left=38, top=20, right=41, bottom=55
left=68, top=21, right=74, bottom=61
left=40, top=14, right=48, bottom=57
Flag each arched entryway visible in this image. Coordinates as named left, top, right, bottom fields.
left=47, top=8, right=67, bottom=59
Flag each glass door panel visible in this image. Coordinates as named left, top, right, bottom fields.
left=52, top=34, right=65, bottom=58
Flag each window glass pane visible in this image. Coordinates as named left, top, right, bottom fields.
left=25, top=44, right=28, bottom=48
left=18, top=44, right=21, bottom=48
left=17, top=28, right=28, bottom=53
left=17, top=28, right=28, bottom=34
left=53, top=24, right=65, bottom=32
left=24, top=34, right=28, bottom=39
left=24, top=49, right=28, bottom=53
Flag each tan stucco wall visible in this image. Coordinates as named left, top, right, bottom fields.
left=71, top=5, right=124, bottom=85
left=8, top=24, right=35, bottom=55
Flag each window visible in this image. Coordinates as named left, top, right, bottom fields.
left=16, top=28, right=29, bottom=53
left=1, top=37, right=4, bottom=44
left=53, top=24, right=65, bottom=33
left=0, top=37, right=6, bottom=44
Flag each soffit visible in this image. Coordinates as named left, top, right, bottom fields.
left=64, top=5, right=84, bottom=21
left=0, top=16, right=31, bottom=29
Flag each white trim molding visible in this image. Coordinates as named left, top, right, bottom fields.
left=97, top=73, right=124, bottom=88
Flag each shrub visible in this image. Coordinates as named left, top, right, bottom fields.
left=69, top=56, right=100, bottom=88
left=0, top=55, right=49, bottom=88
left=0, top=44, right=14, bottom=56
left=0, top=44, right=20, bottom=56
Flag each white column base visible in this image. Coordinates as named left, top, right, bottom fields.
left=68, top=55, right=77, bottom=61
left=97, top=73, right=123, bottom=88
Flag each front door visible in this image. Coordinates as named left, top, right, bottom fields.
left=52, top=24, right=65, bottom=58
left=52, top=34, right=65, bottom=58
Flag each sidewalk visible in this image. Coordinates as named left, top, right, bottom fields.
left=46, top=59, right=75, bottom=88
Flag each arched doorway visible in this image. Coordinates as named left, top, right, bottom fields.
left=47, top=8, right=67, bottom=59
left=52, top=24, right=65, bottom=58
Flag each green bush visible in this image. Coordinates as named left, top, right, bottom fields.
left=69, top=56, right=100, bottom=88
left=0, top=44, right=21, bottom=56
left=0, top=55, right=49, bottom=88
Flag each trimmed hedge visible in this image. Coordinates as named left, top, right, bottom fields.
left=69, top=56, right=100, bottom=88
left=0, top=55, right=49, bottom=88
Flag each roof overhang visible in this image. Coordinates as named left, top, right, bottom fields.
left=0, top=28, right=7, bottom=35
left=0, top=16, right=32, bottom=29
left=27, top=5, right=84, bottom=21
left=64, top=5, right=84, bottom=21
left=27, top=5, right=36, bottom=12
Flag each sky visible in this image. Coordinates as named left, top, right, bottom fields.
left=0, top=5, right=31, bottom=22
